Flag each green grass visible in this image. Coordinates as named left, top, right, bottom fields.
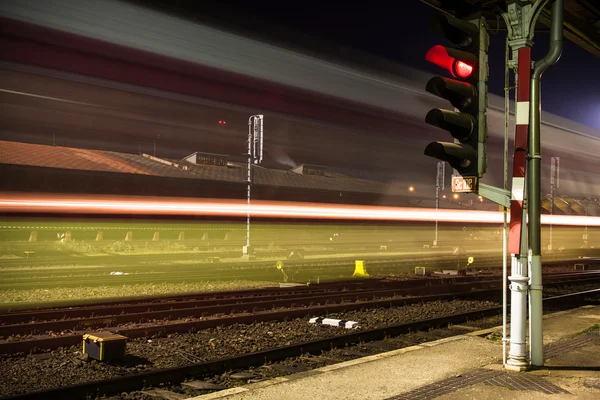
left=578, top=323, right=599, bottom=335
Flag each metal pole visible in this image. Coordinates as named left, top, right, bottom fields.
left=549, top=157, right=559, bottom=252
left=506, top=43, right=532, bottom=371
left=244, top=123, right=252, bottom=256
left=244, top=115, right=264, bottom=260
left=502, top=0, right=554, bottom=371
left=245, top=120, right=252, bottom=255
left=583, top=200, right=589, bottom=247
left=435, top=184, right=439, bottom=246
left=549, top=172, right=554, bottom=251
left=583, top=213, right=588, bottom=247
left=529, top=0, right=563, bottom=367
left=502, top=34, right=510, bottom=366
left=434, top=162, right=444, bottom=247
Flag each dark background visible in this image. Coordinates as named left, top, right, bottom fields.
left=135, top=0, right=600, bottom=132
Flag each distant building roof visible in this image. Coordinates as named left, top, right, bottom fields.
left=0, top=140, right=408, bottom=197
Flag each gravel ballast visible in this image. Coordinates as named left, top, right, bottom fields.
left=0, top=299, right=499, bottom=398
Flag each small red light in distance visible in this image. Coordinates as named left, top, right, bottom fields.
left=218, top=120, right=227, bottom=125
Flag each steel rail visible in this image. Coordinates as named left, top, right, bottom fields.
left=2, top=289, right=597, bottom=400
left=1, top=271, right=595, bottom=328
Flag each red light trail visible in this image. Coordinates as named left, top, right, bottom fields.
left=0, top=193, right=598, bottom=226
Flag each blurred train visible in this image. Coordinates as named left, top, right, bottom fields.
left=1, top=192, right=599, bottom=273
left=2, top=0, right=600, bottom=198
left=1, top=0, right=599, bottom=276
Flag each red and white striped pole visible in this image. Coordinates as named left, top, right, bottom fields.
left=506, top=46, right=531, bottom=370
left=509, top=47, right=531, bottom=256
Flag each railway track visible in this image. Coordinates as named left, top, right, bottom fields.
left=1, top=271, right=598, bottom=355
left=2, top=254, right=597, bottom=293
left=0, top=249, right=487, bottom=268
left=6, top=248, right=593, bottom=270
left=1, top=289, right=597, bottom=400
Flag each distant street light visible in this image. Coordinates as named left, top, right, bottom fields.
left=408, top=186, right=415, bottom=192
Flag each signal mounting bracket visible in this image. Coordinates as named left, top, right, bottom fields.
left=478, top=183, right=511, bottom=208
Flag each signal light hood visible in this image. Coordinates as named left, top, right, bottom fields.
left=426, top=45, right=477, bottom=80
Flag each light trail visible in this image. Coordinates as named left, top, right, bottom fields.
left=0, top=88, right=97, bottom=107
left=1, top=192, right=599, bottom=226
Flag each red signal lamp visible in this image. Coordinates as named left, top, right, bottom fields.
left=218, top=120, right=227, bottom=125
left=454, top=61, right=473, bottom=79
left=426, top=45, right=475, bottom=80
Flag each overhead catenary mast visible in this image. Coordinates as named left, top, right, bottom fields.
left=243, top=114, right=264, bottom=260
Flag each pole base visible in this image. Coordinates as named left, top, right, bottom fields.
left=242, top=245, right=255, bottom=260
left=505, top=358, right=530, bottom=371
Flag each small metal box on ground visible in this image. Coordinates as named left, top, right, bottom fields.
left=82, top=332, right=127, bottom=361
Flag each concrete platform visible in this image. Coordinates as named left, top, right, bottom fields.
left=190, top=306, right=600, bottom=400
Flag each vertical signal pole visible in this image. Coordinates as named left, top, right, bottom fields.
left=244, top=115, right=264, bottom=260
left=501, top=0, right=540, bottom=371
left=506, top=43, right=531, bottom=371
left=549, top=157, right=559, bottom=251
left=434, top=161, right=445, bottom=247
left=502, top=35, right=511, bottom=366
left=501, top=0, right=563, bottom=369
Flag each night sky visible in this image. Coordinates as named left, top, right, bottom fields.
left=166, top=0, right=600, bottom=131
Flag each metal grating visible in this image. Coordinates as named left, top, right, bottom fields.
left=544, top=332, right=597, bottom=359
left=385, top=369, right=569, bottom=400
left=584, top=379, right=600, bottom=389
left=385, top=369, right=504, bottom=400
left=386, top=331, right=599, bottom=400
left=484, top=373, right=569, bottom=394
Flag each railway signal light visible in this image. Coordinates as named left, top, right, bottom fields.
left=424, top=14, right=489, bottom=186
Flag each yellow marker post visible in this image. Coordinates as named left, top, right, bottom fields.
left=353, top=260, right=369, bottom=278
